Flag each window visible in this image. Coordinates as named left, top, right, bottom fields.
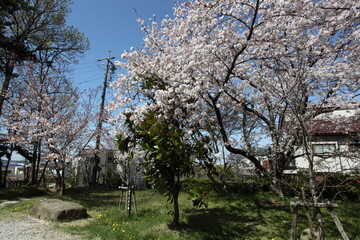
left=349, top=139, right=360, bottom=153
left=313, top=143, right=336, bottom=155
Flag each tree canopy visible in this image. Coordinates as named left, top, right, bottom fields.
left=0, top=0, right=89, bottom=117
left=110, top=0, right=359, bottom=196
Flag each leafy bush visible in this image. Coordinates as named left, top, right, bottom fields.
left=181, top=178, right=215, bottom=193
left=226, top=179, right=270, bottom=194
left=322, top=173, right=360, bottom=201
left=188, top=187, right=209, bottom=208
left=282, top=172, right=360, bottom=201
left=181, top=177, right=270, bottom=195
left=103, top=167, right=121, bottom=188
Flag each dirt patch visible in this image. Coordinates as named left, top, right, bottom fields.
left=0, top=215, right=84, bottom=240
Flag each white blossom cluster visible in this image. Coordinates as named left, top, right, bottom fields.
left=110, top=0, right=359, bottom=147
left=3, top=66, right=93, bottom=166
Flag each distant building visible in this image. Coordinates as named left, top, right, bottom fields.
left=1, top=161, right=25, bottom=180
left=294, top=103, right=360, bottom=173
left=74, top=149, right=146, bottom=189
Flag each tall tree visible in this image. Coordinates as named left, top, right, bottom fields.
left=117, top=111, right=194, bottom=228
left=3, top=63, right=94, bottom=193
left=110, top=0, right=359, bottom=197
left=0, top=0, right=89, bottom=117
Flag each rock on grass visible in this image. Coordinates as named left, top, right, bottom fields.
left=31, top=199, right=87, bottom=221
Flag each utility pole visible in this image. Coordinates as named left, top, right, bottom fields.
left=96, top=51, right=115, bottom=150
left=91, top=51, right=115, bottom=185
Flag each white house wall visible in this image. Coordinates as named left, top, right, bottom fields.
left=295, top=143, right=359, bottom=173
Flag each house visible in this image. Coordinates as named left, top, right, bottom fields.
left=1, top=161, right=25, bottom=179
left=0, top=160, right=27, bottom=187
left=294, top=103, right=360, bottom=173
left=74, top=149, right=146, bottom=189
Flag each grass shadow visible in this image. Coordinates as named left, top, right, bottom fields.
left=0, top=186, right=47, bottom=202
left=55, top=186, right=120, bottom=209
left=178, top=193, right=296, bottom=240
left=180, top=206, right=261, bottom=240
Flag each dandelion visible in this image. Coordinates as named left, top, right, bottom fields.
left=112, top=228, right=116, bottom=231
left=122, top=229, right=126, bottom=233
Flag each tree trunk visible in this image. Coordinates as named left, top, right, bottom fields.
left=169, top=174, right=181, bottom=229
left=170, top=188, right=180, bottom=228
left=270, top=176, right=284, bottom=198
left=2, top=144, right=14, bottom=188
left=0, top=155, right=2, bottom=188
left=0, top=60, right=15, bottom=118
left=31, top=143, right=38, bottom=185
left=59, top=167, right=66, bottom=196
left=37, top=160, right=48, bottom=186
left=35, top=140, right=42, bottom=185
left=303, top=131, right=325, bottom=240
left=91, top=155, right=100, bottom=185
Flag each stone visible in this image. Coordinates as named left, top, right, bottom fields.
left=300, top=228, right=320, bottom=240
left=31, top=199, right=87, bottom=221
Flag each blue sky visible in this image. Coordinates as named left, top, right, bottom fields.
left=66, top=0, right=177, bottom=90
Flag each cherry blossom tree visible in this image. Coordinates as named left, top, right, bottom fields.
left=0, top=0, right=89, bottom=118
left=110, top=0, right=359, bottom=199
left=1, top=61, right=95, bottom=194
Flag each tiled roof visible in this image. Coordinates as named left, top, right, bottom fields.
left=310, top=120, right=360, bottom=134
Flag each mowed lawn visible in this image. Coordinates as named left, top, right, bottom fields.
left=0, top=187, right=359, bottom=240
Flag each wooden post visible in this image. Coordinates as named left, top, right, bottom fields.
left=132, top=186, right=138, bottom=214
left=328, top=208, right=350, bottom=240
left=289, top=198, right=349, bottom=240
left=290, top=197, right=300, bottom=240
left=118, top=186, right=126, bottom=208
left=291, top=202, right=299, bottom=240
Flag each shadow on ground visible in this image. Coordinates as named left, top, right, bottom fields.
left=178, top=195, right=294, bottom=240
left=57, top=187, right=120, bottom=209
left=180, top=206, right=262, bottom=240
left=0, top=186, right=47, bottom=202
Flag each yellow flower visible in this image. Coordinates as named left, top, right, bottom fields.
left=112, top=228, right=116, bottom=231
left=122, top=229, right=126, bottom=233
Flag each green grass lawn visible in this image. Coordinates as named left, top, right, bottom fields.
left=0, top=187, right=359, bottom=240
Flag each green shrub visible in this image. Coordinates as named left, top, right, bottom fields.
left=188, top=187, right=209, bottom=208
left=322, top=173, right=360, bottom=201
left=282, top=172, right=360, bottom=201
left=181, top=177, right=270, bottom=195
left=103, top=167, right=121, bottom=188
left=226, top=179, right=270, bottom=194
left=181, top=178, right=214, bottom=193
